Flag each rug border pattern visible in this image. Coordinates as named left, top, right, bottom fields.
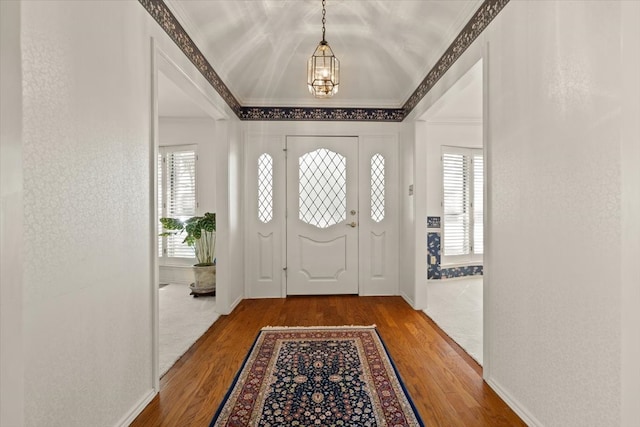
left=209, top=326, right=424, bottom=427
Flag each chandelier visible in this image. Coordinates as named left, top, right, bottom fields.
left=307, top=0, right=339, bottom=98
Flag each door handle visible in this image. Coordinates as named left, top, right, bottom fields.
left=346, top=221, right=357, bottom=228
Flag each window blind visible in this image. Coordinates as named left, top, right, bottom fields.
left=159, top=146, right=197, bottom=259
left=443, top=152, right=471, bottom=256
left=473, top=154, right=484, bottom=255
left=158, top=153, right=163, bottom=256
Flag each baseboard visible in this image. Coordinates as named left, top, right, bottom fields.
left=486, top=376, right=542, bottom=427
left=115, top=388, right=157, bottom=427
left=399, top=291, right=416, bottom=308
left=228, top=294, right=243, bottom=313
left=159, top=265, right=193, bottom=286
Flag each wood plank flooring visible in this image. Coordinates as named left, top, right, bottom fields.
left=131, top=296, right=525, bottom=426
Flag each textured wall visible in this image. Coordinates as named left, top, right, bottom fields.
left=485, top=2, right=623, bottom=425
left=21, top=2, right=153, bottom=426
left=0, top=2, right=25, bottom=426
left=620, top=4, right=640, bottom=425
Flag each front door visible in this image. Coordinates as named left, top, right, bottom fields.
left=286, top=136, right=358, bottom=295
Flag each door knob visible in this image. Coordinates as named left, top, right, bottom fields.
left=350, top=210, right=357, bottom=215
left=347, top=221, right=357, bottom=228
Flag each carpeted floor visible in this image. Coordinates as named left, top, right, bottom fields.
left=424, top=276, right=483, bottom=365
left=159, top=283, right=220, bottom=376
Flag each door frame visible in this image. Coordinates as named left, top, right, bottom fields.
left=244, top=124, right=400, bottom=299
left=149, top=38, right=227, bottom=390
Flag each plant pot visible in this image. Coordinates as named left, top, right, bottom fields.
left=192, top=264, right=216, bottom=294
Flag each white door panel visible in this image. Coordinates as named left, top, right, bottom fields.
left=286, top=136, right=358, bottom=295
left=245, top=135, right=285, bottom=298
left=358, top=135, right=399, bottom=295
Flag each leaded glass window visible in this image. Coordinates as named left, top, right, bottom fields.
left=258, top=153, right=273, bottom=223
left=298, top=148, right=346, bottom=228
left=370, top=153, right=385, bottom=222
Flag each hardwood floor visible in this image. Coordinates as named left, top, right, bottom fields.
left=131, top=296, right=525, bottom=426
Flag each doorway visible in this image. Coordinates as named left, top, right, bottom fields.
left=152, top=46, right=225, bottom=379
left=285, top=136, right=359, bottom=295
left=421, top=59, right=485, bottom=365
left=245, top=132, right=399, bottom=298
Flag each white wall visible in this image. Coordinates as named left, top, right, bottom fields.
left=20, top=3, right=152, bottom=425
left=0, top=2, right=24, bottom=426
left=5, top=1, right=241, bottom=426
left=404, top=1, right=639, bottom=425
left=620, top=4, right=640, bottom=425
left=481, top=2, right=634, bottom=425
left=216, top=120, right=245, bottom=314
left=398, top=122, right=417, bottom=306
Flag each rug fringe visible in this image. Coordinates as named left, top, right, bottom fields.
left=261, top=325, right=376, bottom=331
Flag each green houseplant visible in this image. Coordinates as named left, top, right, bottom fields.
left=160, top=212, right=216, bottom=294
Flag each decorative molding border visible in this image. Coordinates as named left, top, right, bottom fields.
left=402, top=0, right=509, bottom=115
left=139, top=0, right=509, bottom=122
left=239, top=107, right=405, bottom=122
left=139, top=0, right=242, bottom=115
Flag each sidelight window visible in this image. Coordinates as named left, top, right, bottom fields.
left=258, top=153, right=273, bottom=223
left=370, top=153, right=385, bottom=222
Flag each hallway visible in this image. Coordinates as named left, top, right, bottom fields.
left=132, top=296, right=524, bottom=426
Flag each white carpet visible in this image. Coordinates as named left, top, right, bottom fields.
left=159, top=283, right=220, bottom=376
left=424, top=277, right=483, bottom=365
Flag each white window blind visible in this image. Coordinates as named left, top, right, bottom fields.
left=158, top=145, right=198, bottom=259
left=442, top=147, right=483, bottom=259
left=443, top=152, right=471, bottom=256
left=473, top=154, right=484, bottom=255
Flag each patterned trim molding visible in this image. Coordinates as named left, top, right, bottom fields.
left=139, top=0, right=242, bottom=115
left=239, top=107, right=405, bottom=122
left=139, top=0, right=509, bottom=121
left=402, top=0, right=509, bottom=115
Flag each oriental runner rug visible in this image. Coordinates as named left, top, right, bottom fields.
left=210, top=326, right=424, bottom=427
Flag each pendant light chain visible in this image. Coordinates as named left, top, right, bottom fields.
left=321, top=0, right=326, bottom=42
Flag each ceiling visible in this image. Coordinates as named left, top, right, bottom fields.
left=423, top=58, right=482, bottom=122
left=158, top=71, right=210, bottom=118
left=164, top=0, right=482, bottom=109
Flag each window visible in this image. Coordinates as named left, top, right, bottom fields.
left=257, top=153, right=273, bottom=223
left=158, top=145, right=198, bottom=259
left=298, top=148, right=346, bottom=228
left=442, top=147, right=483, bottom=262
left=370, top=153, right=385, bottom=222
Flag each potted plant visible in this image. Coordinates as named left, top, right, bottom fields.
left=159, top=212, right=216, bottom=295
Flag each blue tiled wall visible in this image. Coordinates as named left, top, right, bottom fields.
left=427, top=217, right=483, bottom=280
left=427, top=232, right=442, bottom=279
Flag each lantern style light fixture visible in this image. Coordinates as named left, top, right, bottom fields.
left=307, top=0, right=339, bottom=98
